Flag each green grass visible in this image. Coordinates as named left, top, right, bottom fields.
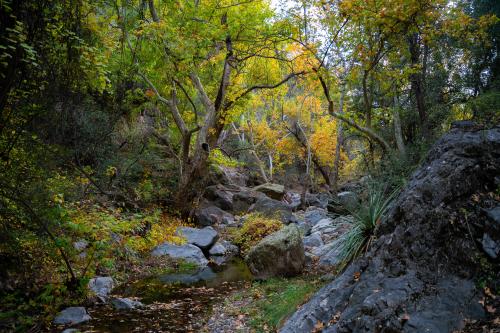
left=241, top=277, right=323, bottom=332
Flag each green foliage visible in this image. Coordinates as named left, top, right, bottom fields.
left=467, top=90, right=500, bottom=124
left=232, top=213, right=283, bottom=255
left=209, top=148, right=242, bottom=168
left=336, top=185, right=399, bottom=270
left=237, top=277, right=322, bottom=332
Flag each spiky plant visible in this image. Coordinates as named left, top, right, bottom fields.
left=336, top=185, right=399, bottom=271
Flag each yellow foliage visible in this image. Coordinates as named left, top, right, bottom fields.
left=126, top=213, right=187, bottom=253
left=310, top=117, right=338, bottom=167
left=232, top=213, right=283, bottom=255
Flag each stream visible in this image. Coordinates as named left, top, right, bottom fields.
left=73, top=259, right=253, bottom=332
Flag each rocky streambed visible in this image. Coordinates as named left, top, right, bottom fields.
left=54, top=259, right=252, bottom=333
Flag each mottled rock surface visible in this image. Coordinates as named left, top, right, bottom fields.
left=245, top=224, right=305, bottom=279
left=151, top=243, right=208, bottom=266
left=281, top=125, right=500, bottom=333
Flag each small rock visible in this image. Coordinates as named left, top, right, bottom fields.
left=176, top=226, right=218, bottom=250
left=303, top=232, right=324, bottom=248
left=209, top=240, right=239, bottom=265
left=151, top=243, right=209, bottom=266
left=111, top=297, right=143, bottom=310
left=88, top=276, right=114, bottom=299
left=283, top=191, right=302, bottom=210
left=53, top=307, right=91, bottom=325
left=482, top=233, right=500, bottom=259
left=304, top=207, right=328, bottom=226
left=486, top=206, right=500, bottom=225
left=209, top=240, right=238, bottom=256
left=311, top=218, right=334, bottom=234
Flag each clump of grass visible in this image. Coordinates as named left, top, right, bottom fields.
left=336, top=185, right=399, bottom=270
left=231, top=213, right=282, bottom=255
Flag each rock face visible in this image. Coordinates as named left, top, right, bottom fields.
left=175, top=226, right=218, bottom=251
left=245, top=224, right=305, bottom=279
left=281, top=125, right=500, bottom=332
left=252, top=183, right=285, bottom=200
left=151, top=243, right=208, bottom=266
left=53, top=307, right=91, bottom=325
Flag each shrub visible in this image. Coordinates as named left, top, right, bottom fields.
left=336, top=185, right=399, bottom=270
left=232, top=213, right=283, bottom=255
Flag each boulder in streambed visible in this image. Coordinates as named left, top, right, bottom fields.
left=175, top=226, right=218, bottom=251
left=88, top=276, right=114, bottom=300
left=53, top=307, right=91, bottom=325
left=252, top=183, right=285, bottom=200
left=209, top=240, right=239, bottom=265
left=245, top=224, right=305, bottom=279
left=151, top=243, right=208, bottom=266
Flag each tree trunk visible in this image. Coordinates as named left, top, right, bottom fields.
left=331, top=82, right=346, bottom=191
left=362, top=70, right=372, bottom=128
left=392, top=95, right=406, bottom=155
left=408, top=33, right=427, bottom=139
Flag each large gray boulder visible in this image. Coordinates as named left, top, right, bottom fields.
left=245, top=224, right=305, bottom=279
left=305, top=192, right=330, bottom=209
left=53, top=307, right=91, bottom=325
left=232, top=189, right=266, bottom=213
left=252, top=183, right=285, bottom=200
left=88, top=276, right=114, bottom=302
left=249, top=196, right=295, bottom=223
left=281, top=125, right=500, bottom=332
left=195, top=204, right=235, bottom=226
left=151, top=243, right=208, bottom=266
left=204, top=184, right=238, bottom=211
left=175, top=226, right=218, bottom=251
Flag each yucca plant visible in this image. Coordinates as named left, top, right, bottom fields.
left=335, top=185, right=400, bottom=271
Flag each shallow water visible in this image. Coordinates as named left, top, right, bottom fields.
left=73, top=259, right=252, bottom=332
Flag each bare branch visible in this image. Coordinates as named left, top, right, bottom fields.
left=224, top=71, right=307, bottom=110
